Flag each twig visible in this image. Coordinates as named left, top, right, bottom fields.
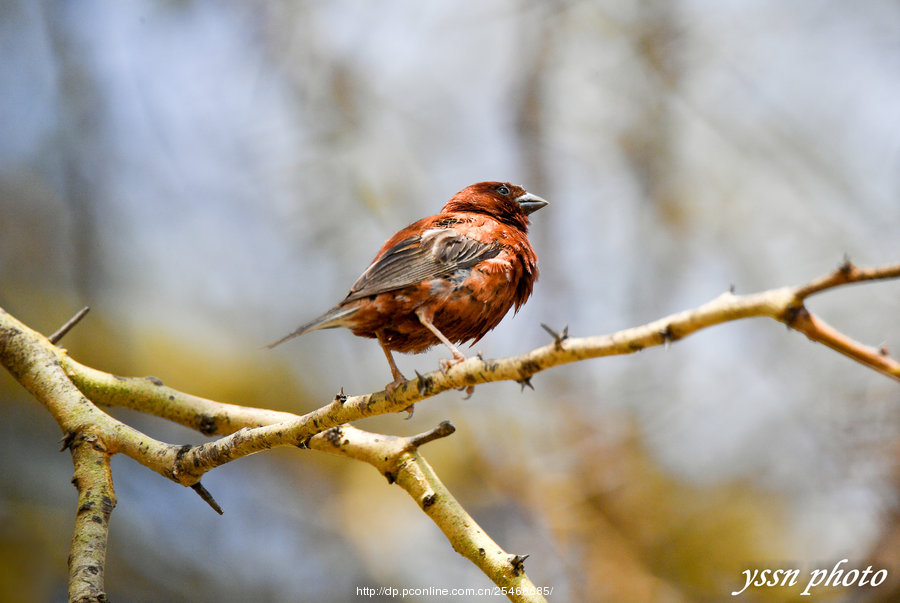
left=49, top=306, right=90, bottom=344
left=407, top=420, right=456, bottom=448
left=781, top=306, right=899, bottom=382
left=793, top=259, right=900, bottom=300
left=61, top=359, right=297, bottom=435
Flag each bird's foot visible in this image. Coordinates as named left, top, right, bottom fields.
left=384, top=375, right=417, bottom=418
left=438, top=353, right=466, bottom=376
left=438, top=354, right=474, bottom=399
left=385, top=375, right=407, bottom=400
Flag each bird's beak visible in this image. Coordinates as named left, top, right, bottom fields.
left=515, top=192, right=549, bottom=215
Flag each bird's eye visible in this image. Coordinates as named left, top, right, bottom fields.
left=495, top=185, right=510, bottom=195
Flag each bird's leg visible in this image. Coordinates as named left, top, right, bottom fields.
left=415, top=309, right=476, bottom=398
left=415, top=307, right=465, bottom=367
left=376, top=331, right=413, bottom=415
left=377, top=331, right=407, bottom=389
left=414, top=309, right=473, bottom=396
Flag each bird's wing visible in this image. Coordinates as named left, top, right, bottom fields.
left=344, top=229, right=501, bottom=302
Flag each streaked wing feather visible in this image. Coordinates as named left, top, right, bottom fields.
left=344, top=231, right=500, bottom=302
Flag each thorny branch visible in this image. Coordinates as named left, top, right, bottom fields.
left=66, top=261, right=900, bottom=486
left=1, top=260, right=898, bottom=602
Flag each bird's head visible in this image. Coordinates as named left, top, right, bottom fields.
left=441, top=182, right=548, bottom=231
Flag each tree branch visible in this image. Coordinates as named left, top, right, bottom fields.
left=0, top=308, right=183, bottom=476
left=67, top=434, right=116, bottom=603
left=793, top=259, right=900, bottom=300
left=309, top=422, right=547, bottom=602
left=64, top=261, right=900, bottom=485
left=0, top=261, right=897, bottom=601
left=3, top=261, right=892, bottom=489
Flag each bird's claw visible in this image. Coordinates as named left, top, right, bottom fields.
left=384, top=375, right=417, bottom=418
left=458, top=385, right=475, bottom=399
left=439, top=354, right=466, bottom=376
left=437, top=354, right=473, bottom=398
left=385, top=376, right=406, bottom=401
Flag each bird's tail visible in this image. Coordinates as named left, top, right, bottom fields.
left=265, top=305, right=359, bottom=349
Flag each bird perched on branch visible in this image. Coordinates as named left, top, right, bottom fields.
left=268, top=181, right=548, bottom=398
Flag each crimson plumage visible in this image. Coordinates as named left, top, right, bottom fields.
left=269, top=181, right=548, bottom=394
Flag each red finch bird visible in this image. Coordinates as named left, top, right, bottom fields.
left=268, top=181, right=548, bottom=396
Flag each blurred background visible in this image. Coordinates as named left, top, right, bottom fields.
left=1, top=1, right=899, bottom=601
